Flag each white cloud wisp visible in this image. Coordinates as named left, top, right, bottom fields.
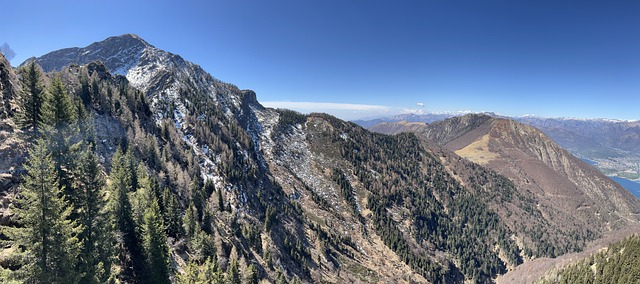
left=261, top=101, right=397, bottom=120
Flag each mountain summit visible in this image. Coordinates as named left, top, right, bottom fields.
left=32, top=34, right=150, bottom=76
left=30, top=33, right=259, bottom=128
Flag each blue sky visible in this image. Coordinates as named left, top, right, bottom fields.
left=3, top=0, right=639, bottom=120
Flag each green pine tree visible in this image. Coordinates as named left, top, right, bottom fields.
left=245, top=263, right=258, bottom=284
left=203, top=179, right=215, bottom=200
left=16, top=61, right=45, bottom=137
left=108, top=146, right=144, bottom=282
left=7, top=139, right=81, bottom=283
left=74, top=96, right=96, bottom=150
left=142, top=194, right=171, bottom=284
left=162, top=187, right=183, bottom=238
left=217, top=189, right=224, bottom=212
left=226, top=257, right=241, bottom=284
left=42, top=76, right=75, bottom=131
left=78, top=72, right=92, bottom=106
left=176, top=260, right=200, bottom=284
left=276, top=268, right=287, bottom=284
left=189, top=229, right=216, bottom=264
left=41, top=76, right=77, bottom=207
left=190, top=180, right=205, bottom=221
left=131, top=163, right=154, bottom=230
left=125, top=147, right=139, bottom=192
left=176, top=256, right=221, bottom=284
left=73, top=147, right=114, bottom=283
left=183, top=201, right=198, bottom=240
left=204, top=256, right=223, bottom=284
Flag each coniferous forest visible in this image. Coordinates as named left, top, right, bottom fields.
left=537, top=235, right=640, bottom=284
left=1, top=61, right=172, bottom=283
left=0, top=54, right=317, bottom=283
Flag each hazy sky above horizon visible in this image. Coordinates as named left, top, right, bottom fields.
left=4, top=0, right=639, bottom=120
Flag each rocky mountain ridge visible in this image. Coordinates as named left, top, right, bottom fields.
left=0, top=52, right=19, bottom=120
left=30, top=34, right=252, bottom=125
left=29, top=34, right=148, bottom=76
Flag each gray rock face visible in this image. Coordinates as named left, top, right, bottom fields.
left=0, top=52, right=19, bottom=119
left=29, top=34, right=148, bottom=76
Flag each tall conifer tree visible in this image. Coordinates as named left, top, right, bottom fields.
left=42, top=76, right=75, bottom=131
left=162, top=187, right=183, bottom=238
left=142, top=195, right=171, bottom=284
left=108, top=147, right=144, bottom=282
left=74, top=148, right=114, bottom=283
left=226, top=257, right=241, bottom=284
left=8, top=139, right=80, bottom=283
left=16, top=61, right=45, bottom=137
left=41, top=76, right=77, bottom=203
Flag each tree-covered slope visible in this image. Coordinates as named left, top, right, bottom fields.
left=537, top=235, right=640, bottom=284
left=258, top=109, right=609, bottom=282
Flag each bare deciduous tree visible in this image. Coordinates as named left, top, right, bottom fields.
left=0, top=43, right=16, bottom=61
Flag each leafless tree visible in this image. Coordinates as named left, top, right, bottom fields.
left=0, top=43, right=16, bottom=61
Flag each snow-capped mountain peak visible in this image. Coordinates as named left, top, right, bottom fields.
left=31, top=34, right=149, bottom=76
left=27, top=34, right=267, bottom=189
left=28, top=34, right=258, bottom=120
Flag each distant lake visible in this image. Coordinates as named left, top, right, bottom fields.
left=610, top=176, right=640, bottom=200
left=581, top=158, right=597, bottom=166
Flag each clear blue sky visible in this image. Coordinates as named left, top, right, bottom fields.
left=3, top=0, right=640, bottom=120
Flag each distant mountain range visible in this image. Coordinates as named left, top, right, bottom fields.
left=516, top=116, right=640, bottom=179
left=1, top=34, right=639, bottom=283
left=353, top=113, right=460, bottom=128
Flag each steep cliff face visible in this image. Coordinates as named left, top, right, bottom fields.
left=0, top=52, right=19, bottom=119
left=0, top=52, right=24, bottom=190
